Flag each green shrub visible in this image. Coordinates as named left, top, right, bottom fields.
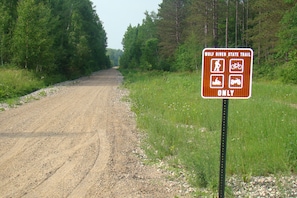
left=279, top=61, right=297, bottom=84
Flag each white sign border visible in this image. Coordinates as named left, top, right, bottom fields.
left=201, top=48, right=254, bottom=99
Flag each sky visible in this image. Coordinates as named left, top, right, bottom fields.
left=91, top=0, right=162, bottom=50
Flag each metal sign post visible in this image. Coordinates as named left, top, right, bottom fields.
left=201, top=48, right=253, bottom=197
left=218, top=99, right=229, bottom=198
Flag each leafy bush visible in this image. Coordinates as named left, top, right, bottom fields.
left=173, top=35, right=202, bottom=72
left=279, top=61, right=297, bottom=84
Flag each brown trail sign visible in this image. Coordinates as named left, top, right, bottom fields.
left=201, top=48, right=253, bottom=198
left=201, top=48, right=253, bottom=99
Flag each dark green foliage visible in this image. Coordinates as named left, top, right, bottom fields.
left=0, top=0, right=109, bottom=80
left=121, top=12, right=161, bottom=70
left=141, top=38, right=159, bottom=70
left=12, top=0, right=55, bottom=72
left=280, top=60, right=297, bottom=84
left=106, top=49, right=123, bottom=66
left=173, top=34, right=202, bottom=72
left=0, top=0, right=18, bottom=65
left=277, top=1, right=297, bottom=84
left=120, top=0, right=297, bottom=84
left=157, top=0, right=186, bottom=58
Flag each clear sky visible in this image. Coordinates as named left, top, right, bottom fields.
left=91, top=0, right=162, bottom=50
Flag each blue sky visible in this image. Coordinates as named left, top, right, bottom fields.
left=91, top=0, right=162, bottom=50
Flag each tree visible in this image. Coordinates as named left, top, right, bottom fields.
left=173, top=33, right=202, bottom=71
left=50, top=0, right=109, bottom=77
left=141, top=38, right=159, bottom=70
left=247, top=0, right=290, bottom=64
left=157, top=0, right=186, bottom=58
left=138, top=12, right=160, bottom=70
left=139, top=11, right=158, bottom=41
left=185, top=0, right=209, bottom=47
left=223, top=0, right=249, bottom=48
left=12, top=0, right=55, bottom=73
left=0, top=0, right=18, bottom=65
left=48, top=0, right=73, bottom=75
left=107, top=49, right=123, bottom=66
left=121, top=25, right=140, bottom=69
left=0, top=0, right=109, bottom=79
left=120, top=11, right=160, bottom=70
left=277, top=1, right=297, bottom=62
left=120, top=0, right=297, bottom=76
left=277, top=1, right=297, bottom=84
left=0, top=3, right=11, bottom=65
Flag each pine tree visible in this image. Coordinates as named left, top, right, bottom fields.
left=277, top=1, right=297, bottom=61
left=247, top=0, right=290, bottom=64
left=157, top=0, right=186, bottom=58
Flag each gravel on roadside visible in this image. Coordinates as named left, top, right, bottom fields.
left=227, top=174, right=297, bottom=197
left=0, top=79, right=80, bottom=111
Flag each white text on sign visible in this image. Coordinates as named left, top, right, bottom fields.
left=218, top=90, right=235, bottom=97
left=204, top=51, right=251, bottom=57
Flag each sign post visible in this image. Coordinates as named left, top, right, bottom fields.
left=201, top=48, right=253, bottom=198
left=218, top=98, right=229, bottom=198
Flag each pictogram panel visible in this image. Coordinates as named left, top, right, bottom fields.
left=201, top=48, right=253, bottom=99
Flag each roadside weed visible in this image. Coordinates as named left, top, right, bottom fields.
left=0, top=66, right=44, bottom=102
left=122, top=70, right=297, bottom=193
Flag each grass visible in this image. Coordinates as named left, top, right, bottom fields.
left=0, top=66, right=45, bottom=102
left=121, top=69, right=297, bottom=195
left=0, top=65, right=71, bottom=103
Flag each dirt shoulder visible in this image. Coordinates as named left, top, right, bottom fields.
left=0, top=68, right=191, bottom=198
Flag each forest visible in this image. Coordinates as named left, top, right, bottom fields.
left=121, top=0, right=297, bottom=84
left=0, top=0, right=110, bottom=80
left=106, top=48, right=123, bottom=66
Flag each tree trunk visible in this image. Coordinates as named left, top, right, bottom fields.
left=235, top=0, right=238, bottom=47
left=175, top=1, right=180, bottom=45
left=246, top=0, right=249, bottom=46
left=212, top=0, right=218, bottom=47
left=225, top=0, right=229, bottom=48
left=204, top=2, right=208, bottom=48
left=258, top=11, right=261, bottom=64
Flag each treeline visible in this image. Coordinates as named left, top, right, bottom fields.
left=106, top=48, right=123, bottom=66
left=0, top=0, right=110, bottom=80
left=121, top=0, right=297, bottom=84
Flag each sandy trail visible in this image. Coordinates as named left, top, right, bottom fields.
left=0, top=68, right=188, bottom=198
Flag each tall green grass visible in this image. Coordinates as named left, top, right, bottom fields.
left=0, top=66, right=44, bottom=102
left=121, top=70, right=297, bottom=193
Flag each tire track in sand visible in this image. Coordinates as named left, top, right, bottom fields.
left=0, top=69, right=190, bottom=198
left=0, top=70, right=114, bottom=197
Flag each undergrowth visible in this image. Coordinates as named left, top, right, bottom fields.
left=0, top=66, right=44, bottom=102
left=0, top=65, right=68, bottom=103
left=121, top=69, right=297, bottom=195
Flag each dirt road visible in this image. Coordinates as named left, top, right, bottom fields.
left=0, top=69, right=189, bottom=198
